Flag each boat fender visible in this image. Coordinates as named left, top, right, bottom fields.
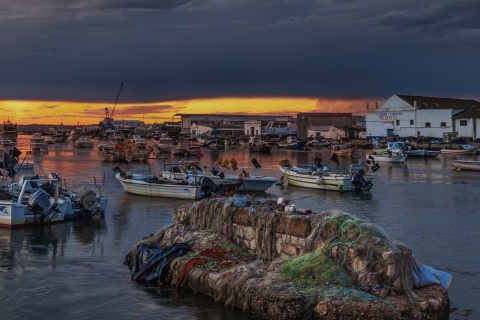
left=316, top=176, right=323, bottom=185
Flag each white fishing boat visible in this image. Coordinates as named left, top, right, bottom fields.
left=75, top=136, right=94, bottom=148
left=114, top=165, right=239, bottom=199
left=278, top=158, right=374, bottom=192
left=450, top=160, right=480, bottom=171
left=1, top=174, right=107, bottom=228
left=30, top=133, right=48, bottom=150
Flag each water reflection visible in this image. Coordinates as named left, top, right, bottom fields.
left=2, top=135, right=479, bottom=318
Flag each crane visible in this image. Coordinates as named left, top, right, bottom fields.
left=104, top=81, right=124, bottom=119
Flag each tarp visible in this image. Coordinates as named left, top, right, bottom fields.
left=412, top=257, right=452, bottom=289
left=125, top=242, right=190, bottom=284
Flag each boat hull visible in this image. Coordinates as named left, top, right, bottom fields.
left=238, top=176, right=277, bottom=192
left=440, top=149, right=477, bottom=155
left=280, top=168, right=353, bottom=192
left=367, top=153, right=407, bottom=163
left=116, top=174, right=202, bottom=199
left=450, top=160, right=480, bottom=171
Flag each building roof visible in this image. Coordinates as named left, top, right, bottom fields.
left=397, top=95, right=480, bottom=110
left=452, top=106, right=480, bottom=119
left=297, top=112, right=352, bottom=117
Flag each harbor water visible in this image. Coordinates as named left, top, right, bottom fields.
left=1, top=135, right=479, bottom=319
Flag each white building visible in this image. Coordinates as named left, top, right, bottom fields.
left=366, top=95, right=480, bottom=139
left=452, top=106, right=480, bottom=141
left=244, top=120, right=262, bottom=136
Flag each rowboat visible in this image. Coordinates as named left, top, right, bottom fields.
left=278, top=159, right=373, bottom=192
left=114, top=167, right=241, bottom=199
left=440, top=144, right=478, bottom=155
left=450, top=160, right=480, bottom=171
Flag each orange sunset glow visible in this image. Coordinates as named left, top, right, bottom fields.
left=0, top=97, right=370, bottom=126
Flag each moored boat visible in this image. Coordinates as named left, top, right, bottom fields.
left=440, top=144, right=477, bottom=155
left=75, top=136, right=94, bottom=148
left=450, top=160, right=480, bottom=171
left=30, top=133, right=48, bottom=150
left=366, top=152, right=407, bottom=163
left=113, top=166, right=236, bottom=199
left=278, top=158, right=374, bottom=192
left=2, top=119, right=18, bottom=142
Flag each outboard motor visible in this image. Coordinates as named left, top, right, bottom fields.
left=28, top=189, right=59, bottom=223
left=351, top=169, right=373, bottom=192
left=199, top=176, right=223, bottom=197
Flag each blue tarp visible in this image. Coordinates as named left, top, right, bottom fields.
left=412, top=257, right=452, bottom=289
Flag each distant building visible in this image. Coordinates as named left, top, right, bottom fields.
left=365, top=94, right=480, bottom=139
left=175, top=113, right=292, bottom=135
left=296, top=113, right=355, bottom=140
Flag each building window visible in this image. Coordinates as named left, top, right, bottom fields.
left=425, top=122, right=431, bottom=127
left=460, top=120, right=467, bottom=126
left=410, top=120, right=414, bottom=125
left=395, top=120, right=400, bottom=126
left=440, top=122, right=446, bottom=127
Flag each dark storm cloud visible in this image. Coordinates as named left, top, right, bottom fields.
left=0, top=0, right=479, bottom=103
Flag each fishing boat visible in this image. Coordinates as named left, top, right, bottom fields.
left=113, top=166, right=236, bottom=199
left=450, top=160, right=480, bottom=171
left=53, top=127, right=69, bottom=142
left=1, top=174, right=108, bottom=228
left=30, top=133, right=48, bottom=150
left=278, top=158, right=373, bottom=192
left=331, top=144, right=356, bottom=157
left=130, top=135, right=147, bottom=150
left=75, top=136, right=94, bottom=148
left=204, top=137, right=225, bottom=149
left=186, top=143, right=202, bottom=156
left=440, top=144, right=478, bottom=155
left=171, top=146, right=187, bottom=156
left=277, top=136, right=307, bottom=150
left=44, top=135, right=55, bottom=144
left=155, top=137, right=177, bottom=152
left=248, top=136, right=272, bottom=154
left=1, top=119, right=18, bottom=142
left=158, top=164, right=277, bottom=193
left=367, top=142, right=408, bottom=163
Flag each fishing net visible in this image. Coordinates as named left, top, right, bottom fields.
left=125, top=198, right=450, bottom=319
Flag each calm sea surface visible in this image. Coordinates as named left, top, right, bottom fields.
left=1, top=135, right=479, bottom=319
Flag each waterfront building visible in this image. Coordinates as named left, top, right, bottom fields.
left=366, top=94, right=480, bottom=140
left=452, top=106, right=480, bottom=141
left=296, top=112, right=359, bottom=140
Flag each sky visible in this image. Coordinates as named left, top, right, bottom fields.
left=1, top=0, right=479, bottom=125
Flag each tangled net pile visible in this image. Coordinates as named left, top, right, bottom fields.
left=124, top=197, right=449, bottom=320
